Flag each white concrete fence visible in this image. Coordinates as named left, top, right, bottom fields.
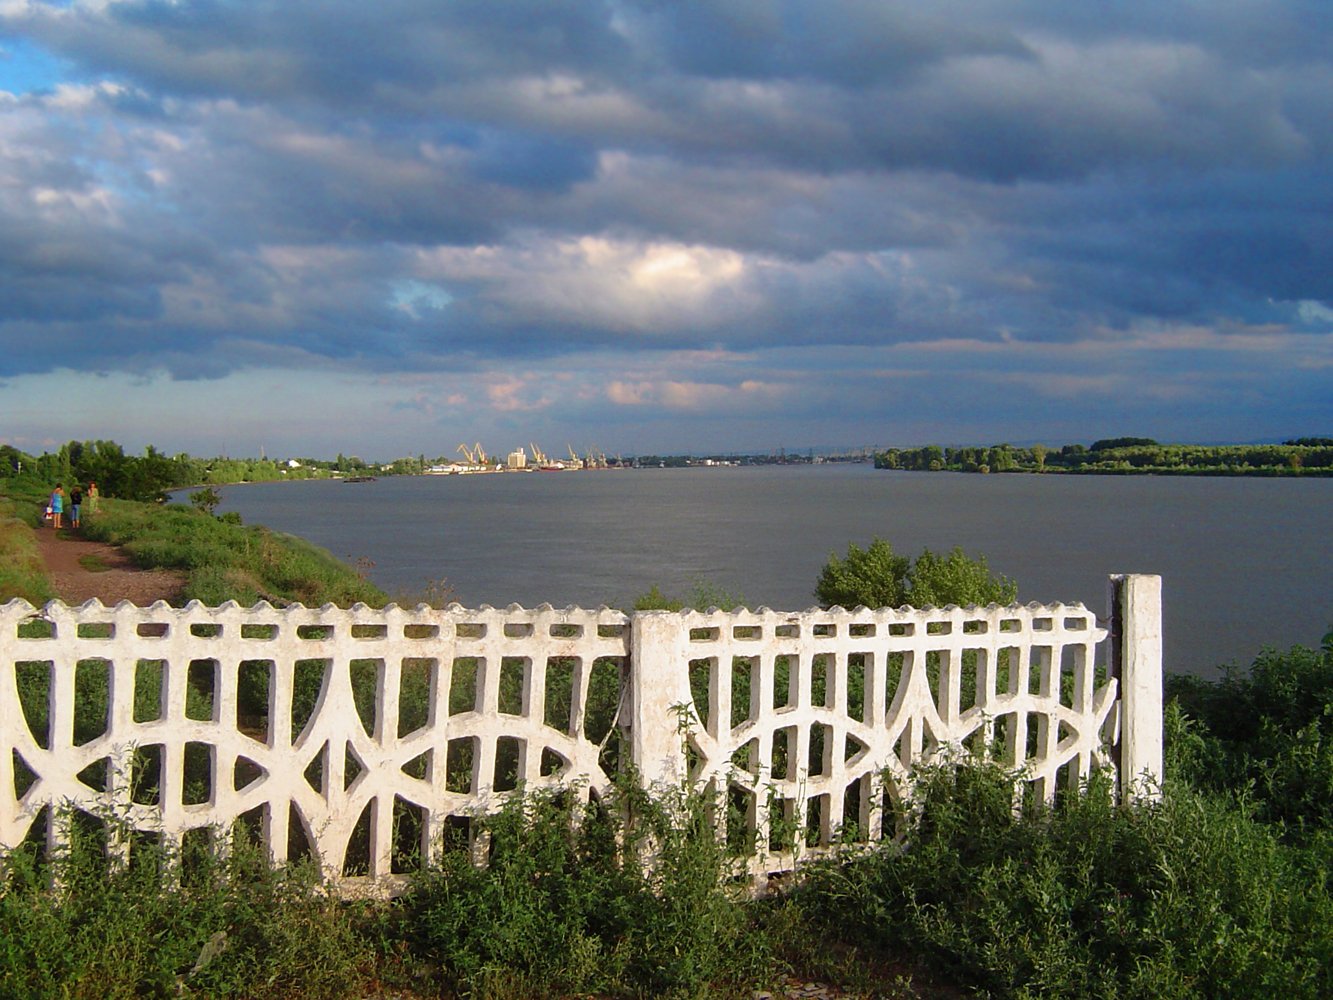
left=0, top=574, right=1162, bottom=894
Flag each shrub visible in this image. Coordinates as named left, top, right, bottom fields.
left=633, top=579, right=745, bottom=611
left=794, top=762, right=1333, bottom=999
left=814, top=538, right=1016, bottom=610
left=0, top=826, right=372, bottom=999
left=1166, top=631, right=1333, bottom=840
left=402, top=784, right=770, bottom=997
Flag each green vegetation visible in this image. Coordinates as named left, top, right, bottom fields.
left=794, top=759, right=1333, bottom=998
left=0, top=432, right=395, bottom=608
left=814, top=537, right=1017, bottom=609
left=402, top=786, right=772, bottom=998
left=875, top=439, right=1333, bottom=475
left=0, top=439, right=399, bottom=505
left=1167, top=631, right=1333, bottom=845
left=632, top=580, right=745, bottom=611
left=0, top=495, right=56, bottom=604
left=0, top=828, right=373, bottom=1000
left=77, top=496, right=387, bottom=607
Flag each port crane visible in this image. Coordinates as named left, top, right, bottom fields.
left=457, top=443, right=489, bottom=465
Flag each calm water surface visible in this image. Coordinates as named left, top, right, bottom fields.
left=215, top=465, right=1333, bottom=677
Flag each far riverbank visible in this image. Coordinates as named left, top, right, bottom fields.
left=213, top=464, right=1333, bottom=677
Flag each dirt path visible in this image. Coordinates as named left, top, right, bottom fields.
left=33, top=526, right=187, bottom=606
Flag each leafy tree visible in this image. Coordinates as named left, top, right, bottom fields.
left=1090, top=437, right=1158, bottom=451
left=815, top=537, right=1016, bottom=609
left=906, top=546, right=1018, bottom=607
left=814, top=538, right=912, bottom=609
left=190, top=486, right=222, bottom=516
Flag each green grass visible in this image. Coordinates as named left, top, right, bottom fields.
left=0, top=830, right=371, bottom=1000
left=0, top=497, right=56, bottom=604
left=0, top=483, right=388, bottom=609
left=78, top=497, right=388, bottom=607
left=7, top=752, right=1328, bottom=999
left=77, top=553, right=111, bottom=573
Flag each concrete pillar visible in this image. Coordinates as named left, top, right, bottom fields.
left=628, top=612, right=693, bottom=793
left=1108, top=574, right=1163, bottom=802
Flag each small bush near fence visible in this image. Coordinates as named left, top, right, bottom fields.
left=793, top=763, right=1333, bottom=999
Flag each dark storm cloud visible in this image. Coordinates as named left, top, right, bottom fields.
left=0, top=0, right=1329, bottom=444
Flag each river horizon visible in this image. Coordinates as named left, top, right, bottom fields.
left=211, top=465, right=1333, bottom=678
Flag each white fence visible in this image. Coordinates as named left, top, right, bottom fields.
left=0, top=575, right=1161, bottom=893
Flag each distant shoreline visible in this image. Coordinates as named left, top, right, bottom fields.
left=874, top=440, right=1333, bottom=477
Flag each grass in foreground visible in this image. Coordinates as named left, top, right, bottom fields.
left=0, top=829, right=367, bottom=1000
left=4, top=753, right=1330, bottom=999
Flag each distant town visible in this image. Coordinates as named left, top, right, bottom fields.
left=405, top=443, right=877, bottom=475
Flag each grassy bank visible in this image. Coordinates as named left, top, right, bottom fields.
left=0, top=494, right=56, bottom=604
left=78, top=497, right=389, bottom=607
left=0, top=475, right=390, bottom=608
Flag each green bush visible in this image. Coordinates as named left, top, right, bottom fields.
left=0, top=828, right=371, bottom=999
left=795, top=762, right=1333, bottom=999
left=633, top=579, right=745, bottom=611
left=402, top=784, right=771, bottom=998
left=1166, top=631, right=1333, bottom=841
left=815, top=538, right=1017, bottom=610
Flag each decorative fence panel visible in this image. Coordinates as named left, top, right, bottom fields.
left=638, top=602, right=1118, bottom=879
left=0, top=575, right=1161, bottom=894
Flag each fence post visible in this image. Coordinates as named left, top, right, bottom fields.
left=628, top=611, right=693, bottom=794
left=1108, top=574, right=1163, bottom=802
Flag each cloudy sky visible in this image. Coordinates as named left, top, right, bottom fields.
left=1, top=1, right=1329, bottom=459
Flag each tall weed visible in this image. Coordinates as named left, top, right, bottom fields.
left=1167, top=633, right=1333, bottom=841
left=0, top=823, right=371, bottom=999
left=401, top=783, right=773, bottom=998
left=794, top=762, right=1333, bottom=999
left=0, top=502, right=55, bottom=604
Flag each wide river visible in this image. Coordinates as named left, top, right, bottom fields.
left=213, top=465, right=1332, bottom=677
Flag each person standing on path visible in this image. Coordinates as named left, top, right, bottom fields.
left=50, top=484, right=64, bottom=530
left=70, top=485, right=84, bottom=529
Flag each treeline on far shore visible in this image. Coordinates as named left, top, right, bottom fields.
left=0, top=439, right=376, bottom=504
left=875, top=437, right=1333, bottom=476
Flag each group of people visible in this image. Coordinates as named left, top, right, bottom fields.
left=46, top=481, right=97, bottom=531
